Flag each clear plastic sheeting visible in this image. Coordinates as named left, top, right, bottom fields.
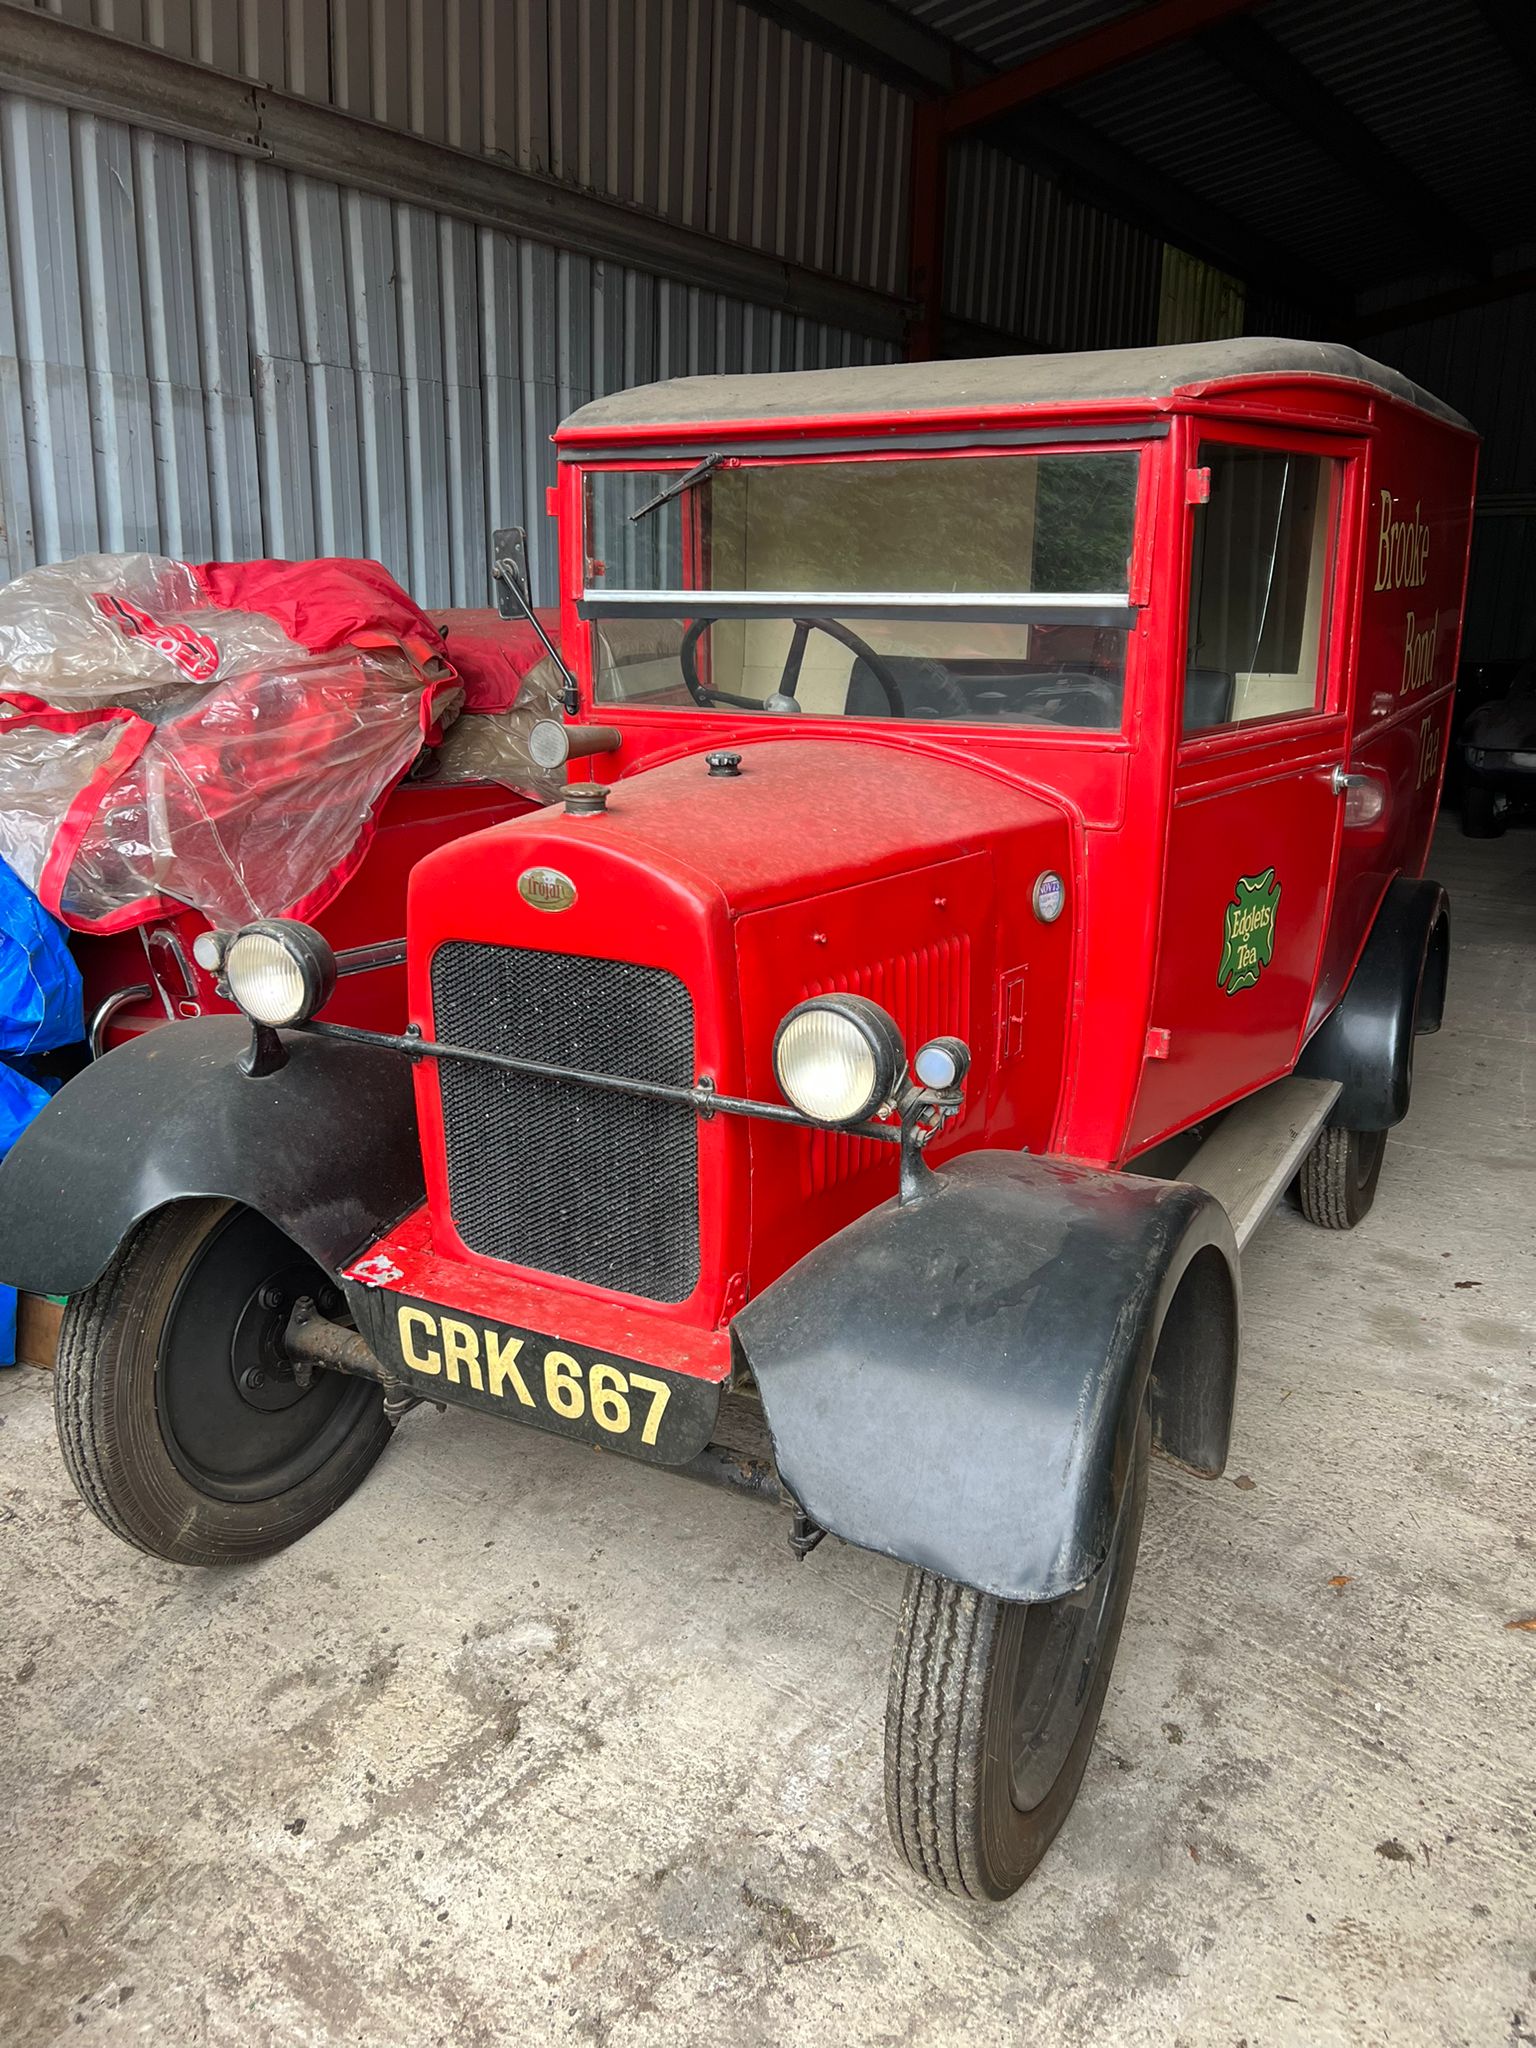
left=0, top=554, right=459, bottom=932
left=435, top=656, right=567, bottom=805
left=0, top=555, right=299, bottom=708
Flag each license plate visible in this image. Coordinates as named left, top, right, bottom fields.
left=357, top=1291, right=722, bottom=1467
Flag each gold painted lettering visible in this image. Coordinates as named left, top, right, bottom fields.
left=397, top=1306, right=441, bottom=1376
left=1375, top=489, right=1394, bottom=590
left=439, top=1317, right=484, bottom=1392
left=485, top=1329, right=533, bottom=1406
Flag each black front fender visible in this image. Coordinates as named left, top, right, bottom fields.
left=0, top=1018, right=422, bottom=1295
left=734, top=1151, right=1239, bottom=1604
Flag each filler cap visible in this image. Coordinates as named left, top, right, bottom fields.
left=706, top=751, right=743, bottom=777
left=563, top=783, right=609, bottom=817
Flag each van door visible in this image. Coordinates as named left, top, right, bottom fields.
left=1128, top=433, right=1355, bottom=1154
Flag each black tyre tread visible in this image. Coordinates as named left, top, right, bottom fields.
left=884, top=1570, right=993, bottom=1899
left=54, top=1201, right=393, bottom=1567
left=885, top=1405, right=1150, bottom=1903
left=55, top=1209, right=190, bottom=1556
left=1296, top=1125, right=1354, bottom=1229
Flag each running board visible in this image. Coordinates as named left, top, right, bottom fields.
left=1180, top=1077, right=1343, bottom=1252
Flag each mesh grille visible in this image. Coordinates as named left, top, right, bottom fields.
left=430, top=942, right=699, bottom=1303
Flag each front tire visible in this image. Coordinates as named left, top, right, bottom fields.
left=1295, top=1124, right=1387, bottom=1229
left=55, top=1200, right=393, bottom=1566
left=884, top=1403, right=1149, bottom=1901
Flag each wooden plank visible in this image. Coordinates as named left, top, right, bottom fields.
left=16, top=1295, right=62, bottom=1369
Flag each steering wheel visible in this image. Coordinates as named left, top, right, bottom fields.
left=1011, top=671, right=1121, bottom=729
left=679, top=614, right=907, bottom=718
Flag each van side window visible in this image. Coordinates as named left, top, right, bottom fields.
left=1184, top=446, right=1338, bottom=732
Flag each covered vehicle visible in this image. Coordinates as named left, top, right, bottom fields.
left=0, top=339, right=1475, bottom=1904
left=1458, top=660, right=1536, bottom=836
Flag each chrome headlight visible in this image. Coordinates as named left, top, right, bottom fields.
left=223, top=920, right=337, bottom=1028
left=773, top=995, right=905, bottom=1127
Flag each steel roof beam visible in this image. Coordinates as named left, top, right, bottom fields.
left=1354, top=265, right=1536, bottom=337
left=747, top=0, right=975, bottom=96
left=998, top=99, right=1350, bottom=319
left=1202, top=16, right=1492, bottom=279
left=932, top=0, right=1262, bottom=138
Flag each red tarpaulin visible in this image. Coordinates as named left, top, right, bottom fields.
left=0, top=554, right=562, bottom=933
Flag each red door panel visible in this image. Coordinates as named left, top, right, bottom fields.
left=1129, top=751, right=1340, bottom=1150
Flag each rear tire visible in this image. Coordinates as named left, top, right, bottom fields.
left=1295, top=1125, right=1387, bottom=1230
left=55, top=1200, right=393, bottom=1566
left=884, top=1403, right=1149, bottom=1901
left=1460, top=786, right=1504, bottom=838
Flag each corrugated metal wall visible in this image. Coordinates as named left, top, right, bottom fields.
left=24, top=0, right=913, bottom=298
left=0, top=89, right=894, bottom=603
left=1367, top=293, right=1536, bottom=661
left=1, top=0, right=1299, bottom=613
left=944, top=139, right=1162, bottom=350
left=1156, top=247, right=1245, bottom=347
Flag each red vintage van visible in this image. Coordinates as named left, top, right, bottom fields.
left=0, top=340, right=1476, bottom=1904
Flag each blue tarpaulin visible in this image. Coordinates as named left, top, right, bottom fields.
left=0, top=857, right=83, bottom=1363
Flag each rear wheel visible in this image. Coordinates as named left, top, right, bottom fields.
left=55, top=1199, right=393, bottom=1565
left=884, top=1403, right=1149, bottom=1901
left=1295, top=1124, right=1387, bottom=1229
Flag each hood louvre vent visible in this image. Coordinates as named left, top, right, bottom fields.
left=798, top=934, right=973, bottom=1195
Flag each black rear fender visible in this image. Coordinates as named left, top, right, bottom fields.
left=0, top=1018, right=422, bottom=1296
left=1298, top=877, right=1450, bottom=1128
left=734, top=1151, right=1240, bottom=1604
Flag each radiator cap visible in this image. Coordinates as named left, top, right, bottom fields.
left=563, top=782, right=609, bottom=817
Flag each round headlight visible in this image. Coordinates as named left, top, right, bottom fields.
left=224, top=921, right=337, bottom=1028
left=773, top=995, right=905, bottom=1127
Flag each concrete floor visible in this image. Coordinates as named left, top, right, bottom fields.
left=2, top=824, right=1533, bottom=2048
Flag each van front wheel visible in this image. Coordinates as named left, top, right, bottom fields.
left=55, top=1200, right=393, bottom=1566
left=883, top=1402, right=1148, bottom=1902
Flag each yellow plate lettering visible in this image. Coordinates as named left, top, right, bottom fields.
left=485, top=1328, right=533, bottom=1406
left=627, top=1372, right=672, bottom=1447
left=588, top=1361, right=631, bottom=1435
left=543, top=1349, right=585, bottom=1420
left=438, top=1316, right=484, bottom=1392
left=397, top=1306, right=441, bottom=1376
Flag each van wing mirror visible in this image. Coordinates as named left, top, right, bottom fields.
left=491, top=526, right=531, bottom=619
left=489, top=524, right=581, bottom=717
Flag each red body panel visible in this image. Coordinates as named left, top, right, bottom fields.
left=335, top=365, right=1477, bottom=1380
left=76, top=782, right=532, bottom=1051
left=406, top=742, right=1074, bottom=1344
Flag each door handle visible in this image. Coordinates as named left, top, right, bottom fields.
left=1331, top=764, right=1386, bottom=826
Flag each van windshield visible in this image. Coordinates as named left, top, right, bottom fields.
left=580, top=450, right=1139, bottom=732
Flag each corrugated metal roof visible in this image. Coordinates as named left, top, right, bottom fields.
left=892, top=0, right=1536, bottom=294
left=901, top=0, right=1139, bottom=71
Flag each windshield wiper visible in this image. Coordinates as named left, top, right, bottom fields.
left=628, top=452, right=725, bottom=524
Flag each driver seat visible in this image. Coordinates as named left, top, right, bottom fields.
left=845, top=656, right=970, bottom=722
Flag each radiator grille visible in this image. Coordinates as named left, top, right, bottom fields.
left=430, top=942, right=699, bottom=1303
